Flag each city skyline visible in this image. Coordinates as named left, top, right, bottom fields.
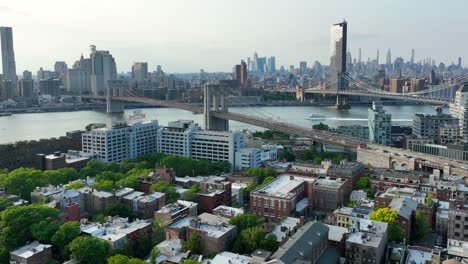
left=0, top=0, right=467, bottom=73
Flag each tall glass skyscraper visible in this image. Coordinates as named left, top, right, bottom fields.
left=329, top=21, right=347, bottom=90
left=0, top=27, right=17, bottom=86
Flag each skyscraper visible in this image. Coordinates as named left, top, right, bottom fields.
left=459, top=57, right=462, bottom=68
left=376, top=49, right=379, bottom=65
left=267, top=56, right=276, bottom=74
left=240, top=60, right=248, bottom=87
left=89, top=45, right=117, bottom=96
left=368, top=101, right=392, bottom=146
left=0, top=27, right=17, bottom=88
left=386, top=49, right=392, bottom=65
left=411, top=49, right=415, bottom=65
left=299, top=61, right=307, bottom=74
left=329, top=20, right=347, bottom=90
left=450, top=84, right=468, bottom=142
left=253, top=52, right=258, bottom=72
left=131, top=62, right=148, bottom=82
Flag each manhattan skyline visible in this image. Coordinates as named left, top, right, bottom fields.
left=0, top=0, right=467, bottom=73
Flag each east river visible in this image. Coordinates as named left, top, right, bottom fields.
left=0, top=105, right=440, bottom=144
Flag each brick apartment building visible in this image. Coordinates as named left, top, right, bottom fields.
left=313, top=176, right=348, bottom=212
left=154, top=200, right=198, bottom=223
left=250, top=174, right=315, bottom=221
left=166, top=213, right=237, bottom=255
left=198, top=177, right=232, bottom=213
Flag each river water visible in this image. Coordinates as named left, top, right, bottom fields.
left=0, top=105, right=439, bottom=144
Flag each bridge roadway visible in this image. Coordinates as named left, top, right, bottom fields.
left=82, top=95, right=468, bottom=175
left=273, top=88, right=452, bottom=104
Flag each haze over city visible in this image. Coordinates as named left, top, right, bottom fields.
left=1, top=0, right=467, bottom=72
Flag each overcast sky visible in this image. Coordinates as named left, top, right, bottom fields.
left=0, top=0, right=467, bottom=73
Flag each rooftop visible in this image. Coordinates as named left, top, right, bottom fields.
left=80, top=217, right=151, bottom=242
left=389, top=197, right=419, bottom=220
left=406, top=246, right=433, bottom=264
left=324, top=224, right=348, bottom=242
left=204, top=251, right=251, bottom=264
left=314, top=176, right=346, bottom=188
left=347, top=219, right=388, bottom=247
left=11, top=241, right=52, bottom=259
left=252, top=174, right=315, bottom=199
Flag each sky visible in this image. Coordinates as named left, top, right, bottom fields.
left=0, top=0, right=467, bottom=73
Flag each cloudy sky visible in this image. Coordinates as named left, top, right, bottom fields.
left=0, top=0, right=466, bottom=73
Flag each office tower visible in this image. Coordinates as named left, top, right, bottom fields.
left=66, top=69, right=89, bottom=94
left=459, top=57, right=462, bottom=68
left=256, top=57, right=266, bottom=73
left=368, top=101, right=392, bottom=145
left=39, top=79, right=61, bottom=96
left=267, top=56, right=276, bottom=74
left=246, top=57, right=251, bottom=72
left=18, top=79, right=33, bottom=97
left=0, top=27, right=17, bottom=93
left=1, top=80, right=14, bottom=99
left=299, top=61, right=307, bottom=74
left=329, top=20, right=347, bottom=89
left=89, top=45, right=117, bottom=95
left=54, top=61, right=68, bottom=74
left=37, top=67, right=52, bottom=81
left=233, top=64, right=241, bottom=83
left=72, top=54, right=91, bottom=72
left=358, top=48, right=362, bottom=64
left=450, top=84, right=468, bottom=142
left=389, top=79, right=405, bottom=93
left=131, top=62, right=148, bottom=82
left=22, top=70, right=32, bottom=80
left=253, top=52, right=258, bottom=72
left=386, top=49, right=392, bottom=66
left=376, top=49, right=379, bottom=65
left=411, top=49, right=415, bottom=65
left=240, top=60, right=247, bottom=87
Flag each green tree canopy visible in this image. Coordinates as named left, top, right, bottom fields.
left=233, top=227, right=264, bottom=254
left=103, top=202, right=136, bottom=220
left=312, top=122, right=330, bottom=131
left=51, top=221, right=81, bottom=253
left=151, top=181, right=179, bottom=204
left=183, top=184, right=199, bottom=202
left=31, top=220, right=61, bottom=244
left=0, top=204, right=59, bottom=249
left=229, top=213, right=264, bottom=233
left=107, top=254, right=146, bottom=264
left=69, top=236, right=110, bottom=264
left=369, top=208, right=398, bottom=223
left=182, top=233, right=202, bottom=254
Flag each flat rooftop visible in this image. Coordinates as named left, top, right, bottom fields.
left=252, top=174, right=315, bottom=199
left=11, top=241, right=52, bottom=259
left=347, top=219, right=388, bottom=247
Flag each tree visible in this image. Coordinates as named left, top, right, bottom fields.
left=132, top=235, right=153, bottom=258
left=149, top=247, right=160, bottom=264
left=31, top=220, right=61, bottom=244
left=151, top=181, right=179, bottom=203
left=90, top=180, right=116, bottom=192
left=51, top=221, right=81, bottom=260
left=242, top=182, right=256, bottom=205
left=107, top=254, right=146, bottom=264
left=0, top=204, right=59, bottom=249
left=182, top=233, right=202, bottom=254
left=69, top=236, right=110, bottom=264
left=369, top=208, right=398, bottom=223
left=229, top=214, right=264, bottom=233
left=260, top=234, right=278, bottom=252
left=0, top=198, right=13, bottom=211
left=279, top=151, right=295, bottom=162
left=425, top=193, right=433, bottom=206
left=153, top=218, right=169, bottom=245
left=312, top=122, right=329, bottom=131
left=414, top=210, right=432, bottom=240
left=103, top=202, right=136, bottom=220
left=65, top=181, right=85, bottom=190
left=3, top=168, right=45, bottom=200
left=182, top=260, right=201, bottom=264
left=356, top=175, right=370, bottom=190
left=183, top=184, right=199, bottom=202
left=233, top=227, right=264, bottom=254
left=261, top=176, right=276, bottom=187
left=369, top=208, right=404, bottom=242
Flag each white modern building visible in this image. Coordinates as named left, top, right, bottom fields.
left=89, top=45, right=117, bottom=95
left=234, top=147, right=262, bottom=171
left=450, top=85, right=468, bottom=142
left=83, top=119, right=246, bottom=170
left=66, top=68, right=89, bottom=94
left=82, top=120, right=158, bottom=163
left=368, top=101, right=392, bottom=145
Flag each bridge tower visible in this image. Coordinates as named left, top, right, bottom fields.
left=106, top=86, right=124, bottom=114
left=335, top=94, right=350, bottom=109
left=296, top=86, right=305, bottom=102
left=204, top=83, right=229, bottom=131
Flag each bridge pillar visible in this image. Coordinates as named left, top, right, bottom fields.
left=106, top=87, right=124, bottom=114
left=335, top=94, right=350, bottom=109
left=204, top=84, right=229, bottom=131
left=296, top=86, right=305, bottom=102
